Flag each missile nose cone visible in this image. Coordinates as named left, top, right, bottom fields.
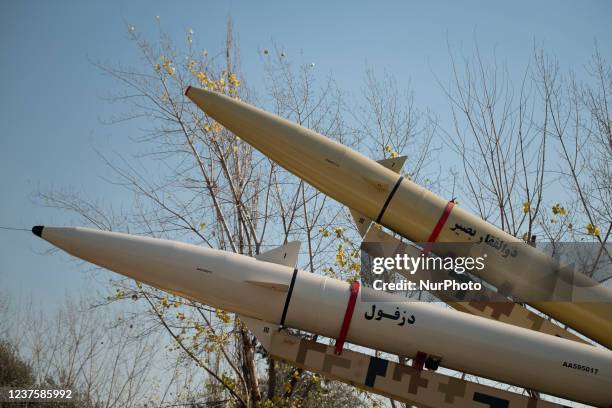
left=32, top=225, right=44, bottom=238
left=183, top=86, right=219, bottom=111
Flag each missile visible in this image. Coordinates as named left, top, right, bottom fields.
left=32, top=226, right=612, bottom=406
left=247, top=319, right=573, bottom=408
left=361, top=226, right=588, bottom=344
left=184, top=87, right=612, bottom=348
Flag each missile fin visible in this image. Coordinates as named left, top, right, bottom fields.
left=376, top=156, right=407, bottom=173
left=349, top=208, right=372, bottom=237
left=244, top=280, right=290, bottom=292
left=255, top=241, right=300, bottom=267
left=363, top=225, right=397, bottom=243
left=239, top=315, right=278, bottom=351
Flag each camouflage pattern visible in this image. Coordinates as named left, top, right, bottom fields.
left=243, top=317, right=570, bottom=408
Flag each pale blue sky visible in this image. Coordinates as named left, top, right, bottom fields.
left=1, top=0, right=611, bottom=307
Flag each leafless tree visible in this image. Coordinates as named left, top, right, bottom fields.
left=3, top=294, right=161, bottom=407
left=37, top=20, right=382, bottom=407
left=532, top=46, right=611, bottom=274
left=436, top=45, right=548, bottom=240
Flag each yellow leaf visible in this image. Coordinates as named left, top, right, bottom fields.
left=586, top=223, right=600, bottom=237
left=522, top=201, right=530, bottom=214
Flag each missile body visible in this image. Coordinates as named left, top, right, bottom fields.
left=247, top=320, right=573, bottom=408
left=184, top=87, right=612, bottom=348
left=361, top=227, right=588, bottom=343
left=34, top=226, right=612, bottom=406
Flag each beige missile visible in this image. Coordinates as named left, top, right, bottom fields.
left=32, top=226, right=612, bottom=406
left=184, top=86, right=612, bottom=348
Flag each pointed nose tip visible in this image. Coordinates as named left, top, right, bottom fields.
left=183, top=85, right=217, bottom=108
left=32, top=225, right=44, bottom=238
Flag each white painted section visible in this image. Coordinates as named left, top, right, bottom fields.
left=39, top=227, right=612, bottom=407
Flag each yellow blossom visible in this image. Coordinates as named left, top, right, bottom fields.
left=228, top=73, right=241, bottom=87
left=522, top=201, right=530, bottom=214
left=586, top=223, right=600, bottom=237
left=335, top=244, right=347, bottom=267
left=215, top=309, right=231, bottom=324
left=196, top=71, right=208, bottom=85
left=552, top=203, right=567, bottom=216
left=161, top=57, right=175, bottom=76
left=384, top=144, right=398, bottom=157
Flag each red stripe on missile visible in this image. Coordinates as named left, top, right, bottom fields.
left=184, top=86, right=192, bottom=96
left=334, top=281, right=360, bottom=355
left=412, top=351, right=428, bottom=371
left=421, top=200, right=456, bottom=256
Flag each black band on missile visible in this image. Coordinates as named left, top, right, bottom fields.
left=375, top=176, right=403, bottom=223
left=279, top=268, right=298, bottom=328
